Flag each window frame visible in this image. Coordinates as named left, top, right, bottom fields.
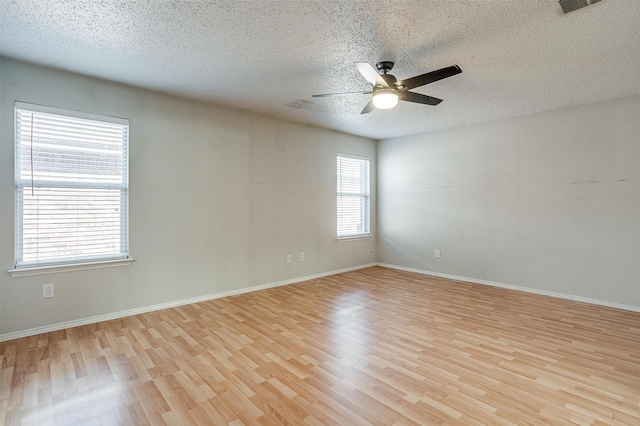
left=11, top=102, right=132, bottom=275
left=336, top=153, right=371, bottom=240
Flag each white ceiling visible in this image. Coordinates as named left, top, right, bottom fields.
left=1, top=0, right=639, bottom=140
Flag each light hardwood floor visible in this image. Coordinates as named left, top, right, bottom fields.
left=1, top=267, right=638, bottom=425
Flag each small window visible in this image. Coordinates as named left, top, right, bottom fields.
left=14, top=102, right=129, bottom=268
left=337, top=154, right=370, bottom=238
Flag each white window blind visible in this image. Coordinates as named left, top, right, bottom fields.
left=337, top=154, right=370, bottom=238
left=14, top=102, right=129, bottom=268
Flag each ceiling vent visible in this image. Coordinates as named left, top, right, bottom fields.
left=557, top=0, right=602, bottom=15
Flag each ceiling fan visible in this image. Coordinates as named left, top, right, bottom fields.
left=313, top=61, right=462, bottom=114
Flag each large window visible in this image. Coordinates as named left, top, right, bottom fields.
left=337, top=154, right=370, bottom=238
left=14, top=102, right=129, bottom=268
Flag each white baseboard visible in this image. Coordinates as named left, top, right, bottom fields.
left=0, top=263, right=377, bottom=342
left=5, top=261, right=635, bottom=342
left=377, top=263, right=640, bottom=313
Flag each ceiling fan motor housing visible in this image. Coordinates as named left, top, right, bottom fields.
left=373, top=86, right=396, bottom=95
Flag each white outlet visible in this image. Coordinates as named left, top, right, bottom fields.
left=299, top=252, right=305, bottom=261
left=43, top=283, right=54, bottom=299
left=287, top=254, right=292, bottom=264
left=435, top=249, right=441, bottom=258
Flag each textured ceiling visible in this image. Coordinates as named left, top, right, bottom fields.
left=1, top=0, right=639, bottom=140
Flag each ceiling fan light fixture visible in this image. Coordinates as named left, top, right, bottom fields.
left=372, top=90, right=399, bottom=109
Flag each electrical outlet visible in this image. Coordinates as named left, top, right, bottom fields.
left=299, top=252, right=305, bottom=261
left=435, top=249, right=441, bottom=258
left=43, top=283, right=54, bottom=299
left=287, top=254, right=292, bottom=264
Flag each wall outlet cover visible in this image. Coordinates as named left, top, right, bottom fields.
left=43, top=283, right=54, bottom=299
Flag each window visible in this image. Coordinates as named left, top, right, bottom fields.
left=337, top=154, right=370, bottom=238
left=14, top=102, right=129, bottom=268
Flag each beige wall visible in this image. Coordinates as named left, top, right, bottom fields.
left=0, top=59, right=376, bottom=335
left=378, top=95, right=640, bottom=307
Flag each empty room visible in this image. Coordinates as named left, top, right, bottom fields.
left=0, top=1, right=638, bottom=425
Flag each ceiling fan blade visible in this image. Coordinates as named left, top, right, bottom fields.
left=398, top=91, right=443, bottom=106
left=398, top=65, right=461, bottom=91
left=355, top=63, right=389, bottom=88
left=312, top=91, right=372, bottom=97
left=360, top=99, right=375, bottom=114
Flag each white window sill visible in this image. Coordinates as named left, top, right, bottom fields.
left=8, top=258, right=134, bottom=277
left=337, top=235, right=372, bottom=242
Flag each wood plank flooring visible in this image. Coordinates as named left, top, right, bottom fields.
left=1, top=266, right=638, bottom=425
